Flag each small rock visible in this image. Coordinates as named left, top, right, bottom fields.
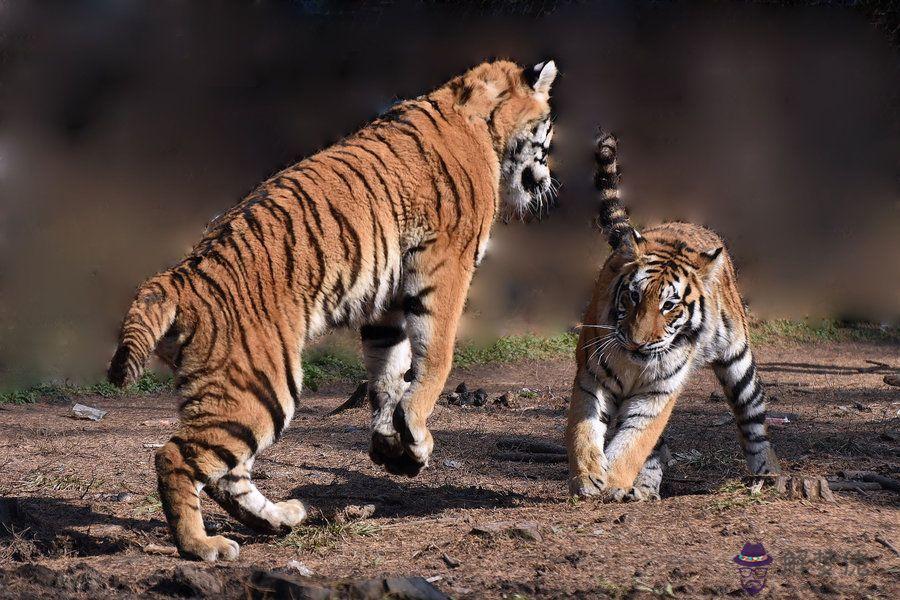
left=446, top=392, right=462, bottom=406
left=72, top=403, right=107, bottom=421
left=285, top=560, right=314, bottom=577
left=455, top=382, right=468, bottom=394
left=336, top=504, right=376, bottom=524
left=383, top=577, right=449, bottom=600
left=853, top=402, right=873, bottom=413
left=591, top=528, right=604, bottom=536
left=443, top=459, right=463, bottom=469
left=143, top=443, right=164, bottom=449
left=114, top=492, right=135, bottom=503
left=471, top=521, right=542, bottom=542
left=472, top=389, right=488, bottom=407
left=494, top=392, right=513, bottom=408
left=613, top=514, right=627, bottom=524
left=884, top=374, right=900, bottom=387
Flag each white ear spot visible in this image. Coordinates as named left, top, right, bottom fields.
left=702, top=247, right=723, bottom=261
left=533, top=60, right=557, bottom=94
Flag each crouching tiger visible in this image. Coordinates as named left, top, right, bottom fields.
left=108, top=59, right=558, bottom=560
left=566, top=130, right=781, bottom=501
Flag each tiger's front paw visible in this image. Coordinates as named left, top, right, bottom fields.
left=747, top=445, right=782, bottom=476
left=569, top=473, right=608, bottom=498
left=607, top=486, right=660, bottom=503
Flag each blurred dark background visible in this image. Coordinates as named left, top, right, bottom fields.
left=0, top=1, right=897, bottom=387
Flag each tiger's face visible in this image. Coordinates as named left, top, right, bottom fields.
left=608, top=237, right=721, bottom=361
left=500, top=116, right=555, bottom=220
left=612, top=267, right=698, bottom=359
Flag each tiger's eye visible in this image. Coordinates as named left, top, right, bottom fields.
left=661, top=300, right=675, bottom=312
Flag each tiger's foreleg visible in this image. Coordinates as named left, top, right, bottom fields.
left=713, top=341, right=781, bottom=476
left=361, top=308, right=414, bottom=472
left=603, top=391, right=678, bottom=500
left=566, top=368, right=618, bottom=497
left=370, top=244, right=474, bottom=476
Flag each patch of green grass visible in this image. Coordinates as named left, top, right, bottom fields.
left=749, top=319, right=899, bottom=346
left=302, top=351, right=365, bottom=391
left=279, top=520, right=380, bottom=554
left=453, top=332, right=578, bottom=368
left=0, top=372, right=173, bottom=405
left=132, top=493, right=163, bottom=518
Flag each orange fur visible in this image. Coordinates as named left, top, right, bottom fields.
left=108, top=60, right=556, bottom=560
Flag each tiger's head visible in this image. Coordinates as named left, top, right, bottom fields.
left=608, top=231, right=725, bottom=361
left=451, top=60, right=558, bottom=220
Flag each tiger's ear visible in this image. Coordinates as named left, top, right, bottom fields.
left=698, top=246, right=725, bottom=282
left=620, top=228, right=645, bottom=260
left=525, top=60, right=557, bottom=95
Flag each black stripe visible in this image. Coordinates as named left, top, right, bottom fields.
left=403, top=285, right=435, bottom=316
left=361, top=324, right=406, bottom=347
left=714, top=343, right=749, bottom=369
left=730, top=361, right=757, bottom=403
left=194, top=421, right=259, bottom=454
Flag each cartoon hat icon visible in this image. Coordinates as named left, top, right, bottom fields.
left=733, top=542, right=773, bottom=566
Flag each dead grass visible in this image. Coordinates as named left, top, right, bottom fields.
left=279, top=520, right=381, bottom=555
left=706, top=479, right=773, bottom=513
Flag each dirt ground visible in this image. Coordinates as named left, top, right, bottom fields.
left=1, top=340, right=898, bottom=598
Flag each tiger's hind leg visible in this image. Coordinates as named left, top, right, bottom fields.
left=204, top=460, right=307, bottom=533
left=713, top=341, right=781, bottom=476
left=157, top=382, right=299, bottom=559
left=624, top=436, right=670, bottom=501
left=155, top=438, right=241, bottom=561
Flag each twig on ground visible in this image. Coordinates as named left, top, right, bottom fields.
left=875, top=534, right=900, bottom=557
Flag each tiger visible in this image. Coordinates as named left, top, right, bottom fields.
left=107, top=59, right=558, bottom=561
left=565, top=130, right=781, bottom=501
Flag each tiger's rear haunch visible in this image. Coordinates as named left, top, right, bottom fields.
left=566, top=130, right=780, bottom=501
left=108, top=60, right=558, bottom=561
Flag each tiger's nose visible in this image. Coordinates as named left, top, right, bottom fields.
left=521, top=167, right=539, bottom=192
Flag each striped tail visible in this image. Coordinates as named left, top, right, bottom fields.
left=594, top=129, right=632, bottom=250
left=108, top=274, right=179, bottom=387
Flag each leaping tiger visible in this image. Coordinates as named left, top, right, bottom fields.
left=107, top=60, right=557, bottom=561
left=566, top=130, right=781, bottom=501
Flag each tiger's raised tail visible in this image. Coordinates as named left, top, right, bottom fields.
left=594, top=129, right=632, bottom=250
left=108, top=274, right=179, bottom=387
